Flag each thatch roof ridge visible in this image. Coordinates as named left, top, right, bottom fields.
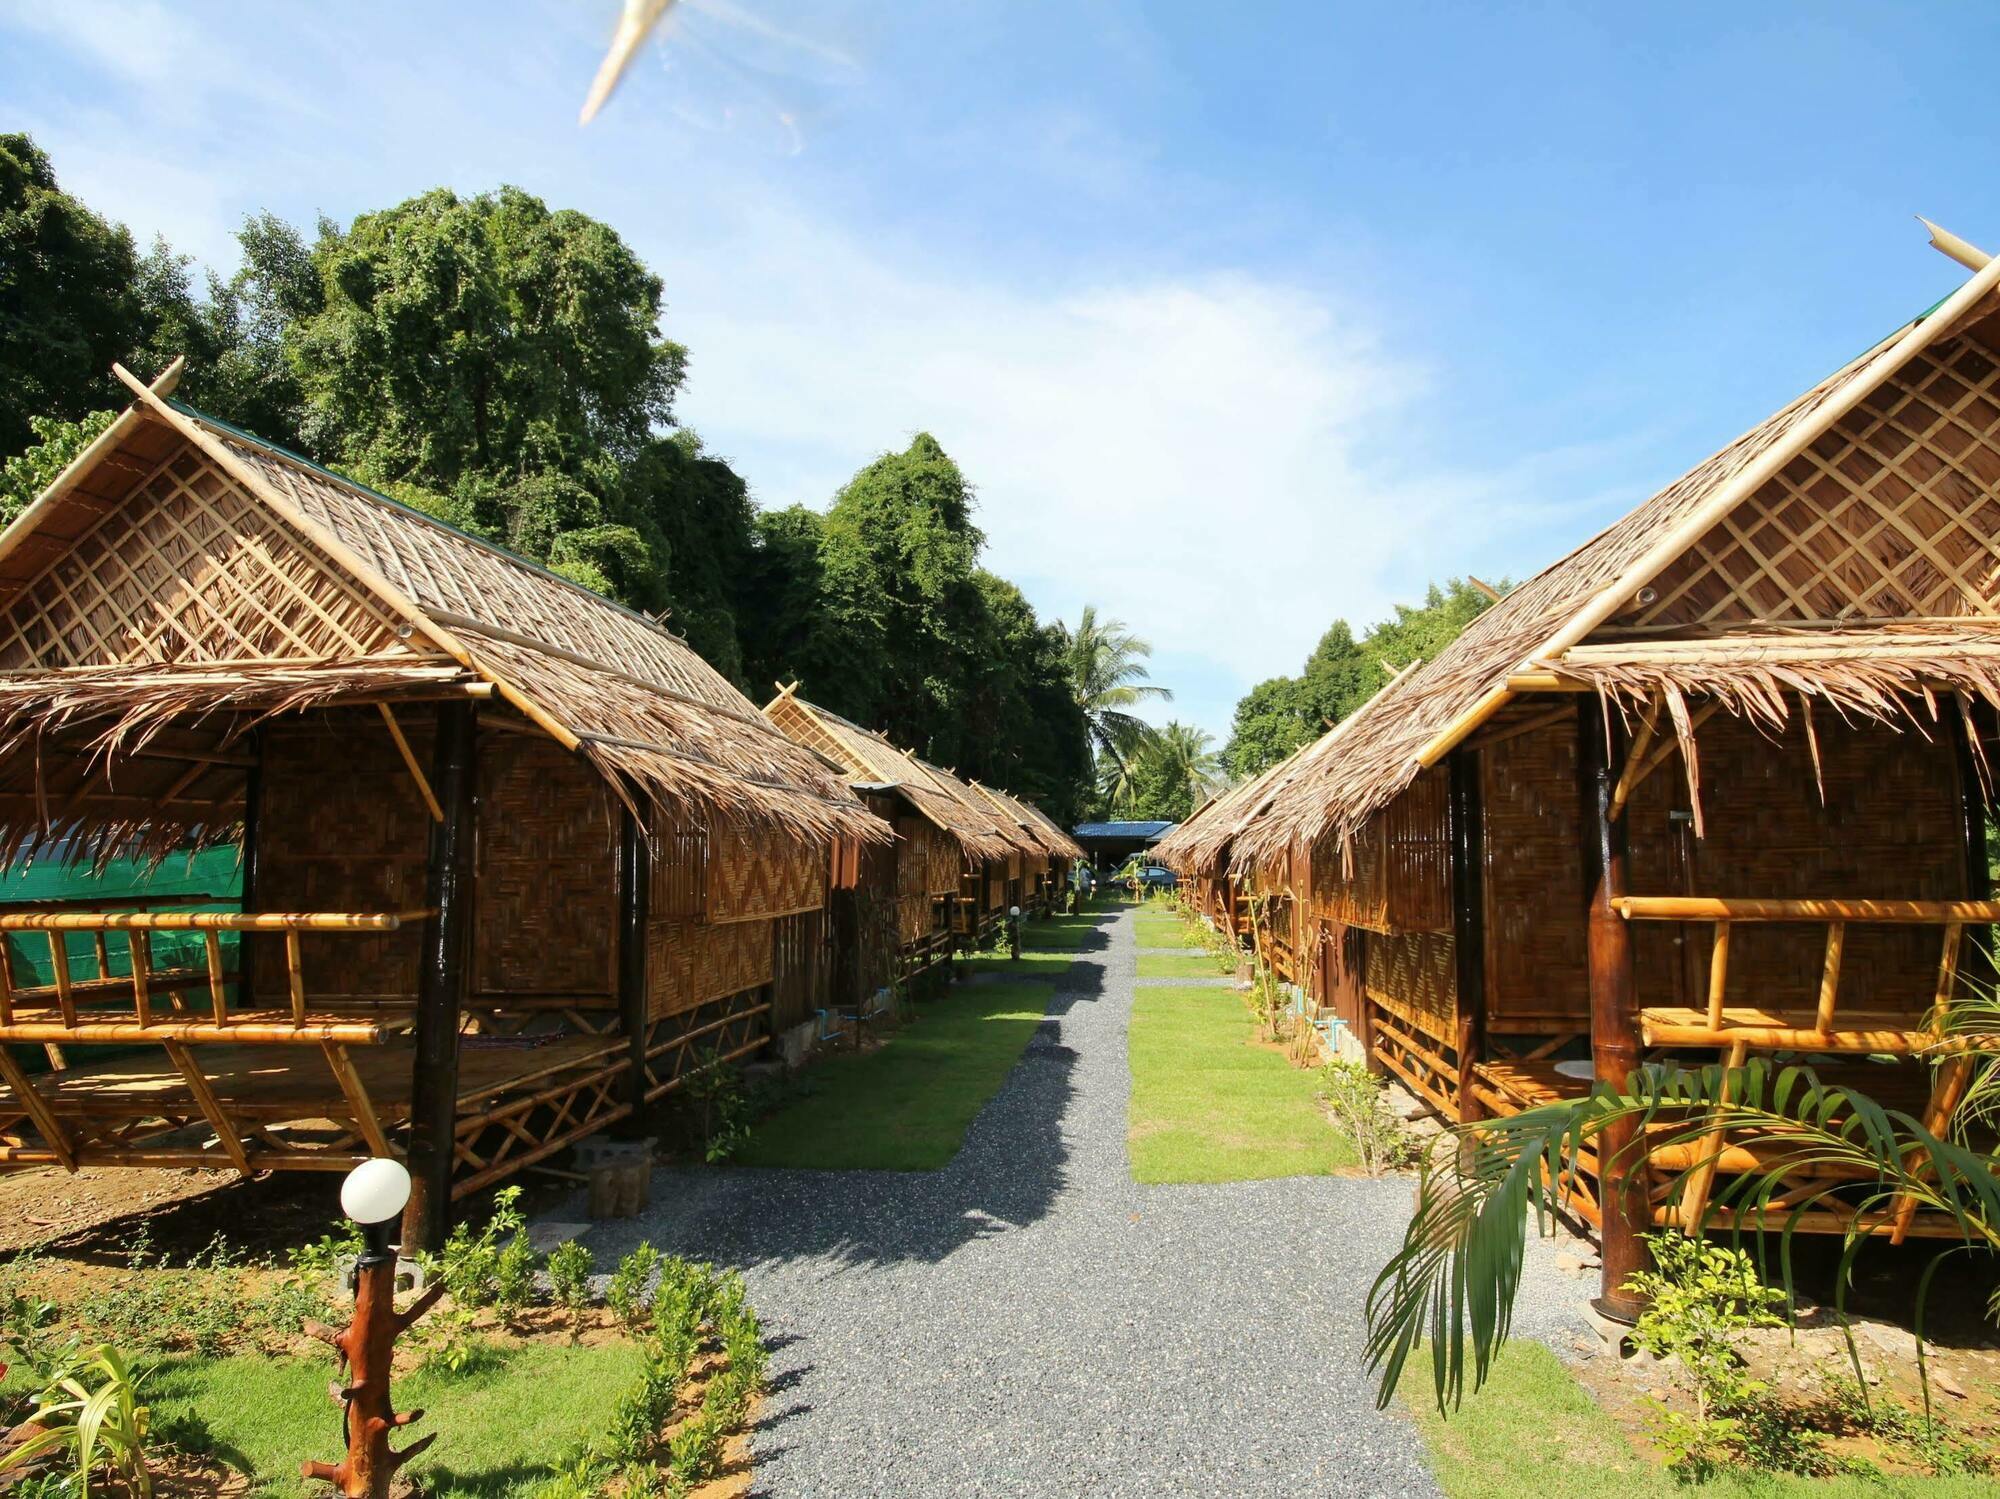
left=0, top=377, right=882, bottom=849
left=1229, top=259, right=2000, bottom=866
left=967, top=780, right=1085, bottom=860
left=760, top=691, right=1025, bottom=861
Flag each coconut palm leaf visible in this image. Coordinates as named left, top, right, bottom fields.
left=1368, top=1053, right=2000, bottom=1414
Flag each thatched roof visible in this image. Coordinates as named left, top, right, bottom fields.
left=1231, top=255, right=2000, bottom=867
left=761, top=688, right=1030, bottom=862
left=968, top=780, right=1085, bottom=861
left=0, top=365, right=882, bottom=861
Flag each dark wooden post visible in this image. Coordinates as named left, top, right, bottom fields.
left=1948, top=705, right=1995, bottom=989
left=615, top=805, right=651, bottom=1132
left=401, top=702, right=476, bottom=1255
left=1577, top=693, right=1649, bottom=1321
left=1448, top=747, right=1488, bottom=1124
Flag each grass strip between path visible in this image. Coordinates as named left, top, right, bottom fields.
left=1135, top=950, right=1233, bottom=980
left=1127, top=982, right=1353, bottom=1183
left=735, top=979, right=1054, bottom=1170
left=1407, top=1340, right=1993, bottom=1498
left=149, top=1341, right=644, bottom=1499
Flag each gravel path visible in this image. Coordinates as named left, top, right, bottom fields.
left=556, top=904, right=1584, bottom=1497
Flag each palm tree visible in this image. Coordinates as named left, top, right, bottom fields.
left=1064, top=606, right=1172, bottom=771
left=1110, top=720, right=1225, bottom=821
left=1368, top=1020, right=2000, bottom=1415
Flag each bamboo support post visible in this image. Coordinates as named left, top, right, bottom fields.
left=285, top=929, right=306, bottom=1025
left=1705, top=922, right=1731, bottom=1029
left=161, top=1040, right=254, bottom=1176
left=377, top=704, right=444, bottom=822
left=1886, top=1055, right=1977, bottom=1244
left=1676, top=1040, right=1747, bottom=1234
left=0, top=1047, right=74, bottom=1171
left=322, top=1042, right=394, bottom=1158
left=204, top=931, right=228, bottom=1023
left=46, top=934, right=74, bottom=1026
left=1814, top=922, right=1846, bottom=1033
left=130, top=931, right=152, bottom=1025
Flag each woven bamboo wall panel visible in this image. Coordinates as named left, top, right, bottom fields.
left=1365, top=929, right=1456, bottom=1032
left=894, top=818, right=932, bottom=900
left=986, top=871, right=1006, bottom=907
left=253, top=711, right=429, bottom=999
left=0, top=445, right=405, bottom=671
left=925, top=824, right=962, bottom=895
left=474, top=733, right=618, bottom=996
left=1309, top=767, right=1451, bottom=934
left=896, top=893, right=933, bottom=944
left=648, top=817, right=709, bottom=921
left=1639, top=336, right=2000, bottom=627
left=646, top=917, right=773, bottom=1019
left=705, top=824, right=825, bottom=924
left=770, top=910, right=826, bottom=1031
left=1480, top=718, right=1681, bottom=1028
left=1671, top=713, right=1963, bottom=1014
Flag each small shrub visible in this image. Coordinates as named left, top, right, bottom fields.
left=412, top=1304, right=486, bottom=1376
left=607, top=1243, right=662, bottom=1332
left=547, top=1241, right=595, bottom=1337
left=493, top=1227, right=539, bottom=1323
left=685, top=1054, right=753, bottom=1162
left=1317, top=1060, right=1409, bottom=1175
left=419, top=1186, right=530, bottom=1313
left=1624, top=1232, right=1787, bottom=1478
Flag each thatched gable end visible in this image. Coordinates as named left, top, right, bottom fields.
left=0, top=376, right=883, bottom=861
left=1230, top=258, right=2000, bottom=866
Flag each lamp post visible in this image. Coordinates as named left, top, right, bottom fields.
left=303, top=1158, right=443, bottom=1498
left=1007, top=905, right=1022, bottom=961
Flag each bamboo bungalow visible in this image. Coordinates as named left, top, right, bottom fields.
left=966, top=781, right=1082, bottom=916
left=0, top=362, right=884, bottom=1246
left=1218, top=241, right=2000, bottom=1315
left=761, top=687, right=1032, bottom=992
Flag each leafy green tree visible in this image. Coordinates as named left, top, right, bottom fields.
left=289, top=185, right=683, bottom=489
left=1064, top=605, right=1170, bottom=771
left=0, top=134, right=145, bottom=456
left=1114, top=721, right=1223, bottom=822
left=0, top=410, right=115, bottom=525
left=1224, top=579, right=1503, bottom=777
left=957, top=573, right=1091, bottom=822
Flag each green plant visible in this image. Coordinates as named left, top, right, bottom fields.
left=0, top=1344, right=152, bottom=1499
left=412, top=1305, right=485, bottom=1377
left=606, top=1243, right=662, bottom=1331
left=285, top=1221, right=365, bottom=1283
left=1318, top=1060, right=1410, bottom=1176
left=419, top=1185, right=528, bottom=1311
left=685, top=1051, right=753, bottom=1162
left=1366, top=1052, right=2000, bottom=1413
left=494, top=1227, right=539, bottom=1322
left=1620, top=1233, right=1785, bottom=1477
left=547, top=1240, right=595, bottom=1337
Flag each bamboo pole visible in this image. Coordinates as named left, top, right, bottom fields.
left=0, top=1018, right=384, bottom=1044
left=1676, top=1040, right=1747, bottom=1235
left=1615, top=896, right=2000, bottom=923
left=0, top=1047, right=75, bottom=1171
left=162, top=1040, right=254, bottom=1175
left=1814, top=922, right=1846, bottom=1033
left=377, top=705, right=444, bottom=822
left=1705, top=922, right=1731, bottom=1029
left=0, top=911, right=426, bottom=931
left=322, top=1041, right=395, bottom=1158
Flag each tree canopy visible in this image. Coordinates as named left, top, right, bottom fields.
left=0, top=136, right=1100, bottom=823
left=1223, top=578, right=1504, bottom=778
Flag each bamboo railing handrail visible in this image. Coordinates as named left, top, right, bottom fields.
left=0, top=909, right=433, bottom=931
left=1614, top=895, right=2000, bottom=924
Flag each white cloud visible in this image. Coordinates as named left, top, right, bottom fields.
left=650, top=200, right=1579, bottom=735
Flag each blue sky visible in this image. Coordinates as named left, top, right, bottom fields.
left=4, top=1, right=1996, bottom=741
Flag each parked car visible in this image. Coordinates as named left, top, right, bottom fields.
left=1135, top=864, right=1177, bottom=892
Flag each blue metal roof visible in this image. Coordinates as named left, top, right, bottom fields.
left=1071, top=820, right=1176, bottom=840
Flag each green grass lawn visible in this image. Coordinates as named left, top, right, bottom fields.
left=734, top=980, right=1054, bottom=1169
left=961, top=948, right=1078, bottom=979
left=149, top=1340, right=643, bottom=1499
left=1135, top=951, right=1232, bottom=979
left=1407, top=1341, right=1993, bottom=1499
left=1022, top=918, right=1108, bottom=951
left=1131, top=921, right=1202, bottom=950
left=1127, top=983, right=1353, bottom=1183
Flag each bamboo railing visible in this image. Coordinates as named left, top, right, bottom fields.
left=0, top=909, right=431, bottom=1043
left=1612, top=895, right=2000, bottom=1051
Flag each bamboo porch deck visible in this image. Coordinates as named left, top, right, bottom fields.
left=13, top=1032, right=619, bottom=1116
